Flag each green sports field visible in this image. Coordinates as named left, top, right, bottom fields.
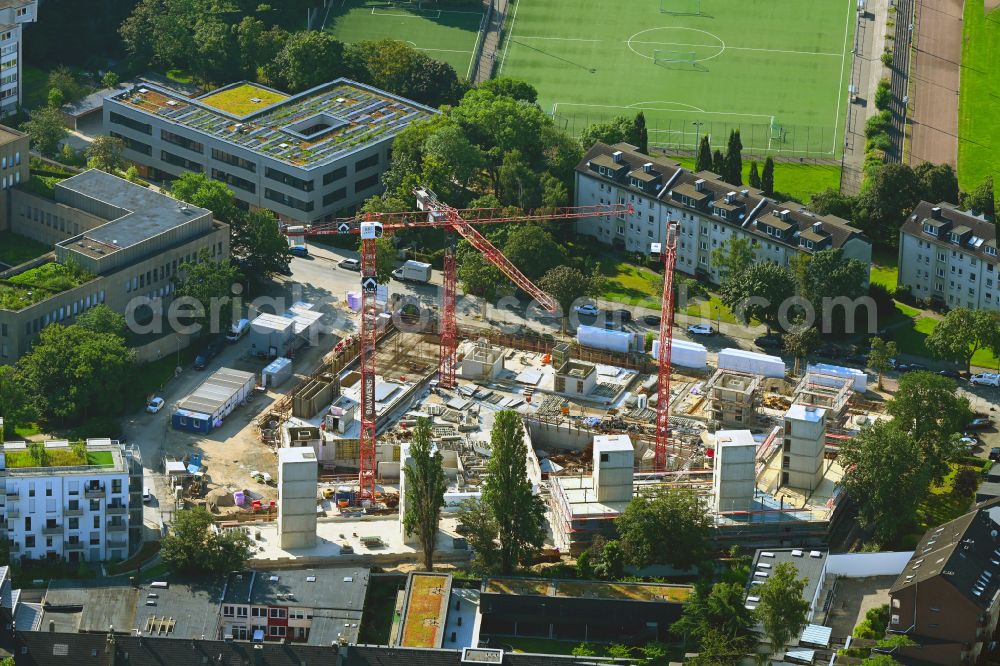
left=323, top=0, right=484, bottom=78
left=498, top=0, right=856, bottom=157
left=957, top=3, right=1000, bottom=192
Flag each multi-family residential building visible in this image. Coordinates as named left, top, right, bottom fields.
left=0, top=122, right=27, bottom=223
left=0, top=439, right=142, bottom=563
left=897, top=200, right=1000, bottom=310
left=0, top=1, right=37, bottom=117
left=218, top=568, right=369, bottom=644
left=0, top=167, right=229, bottom=364
left=887, top=498, right=1000, bottom=665
left=102, top=79, right=437, bottom=224
left=574, top=143, right=872, bottom=283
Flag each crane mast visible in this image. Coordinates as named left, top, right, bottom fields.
left=654, top=220, right=680, bottom=472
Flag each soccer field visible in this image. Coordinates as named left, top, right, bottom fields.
left=323, top=0, right=484, bottom=78
left=498, top=0, right=856, bottom=157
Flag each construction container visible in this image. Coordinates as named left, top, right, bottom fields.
left=652, top=339, right=707, bottom=368
left=283, top=305, right=323, bottom=341
left=718, top=348, right=785, bottom=378
left=577, top=325, right=639, bottom=354
left=248, top=313, right=295, bottom=359
left=262, top=357, right=294, bottom=388
left=172, top=367, right=256, bottom=433
left=807, top=363, right=868, bottom=392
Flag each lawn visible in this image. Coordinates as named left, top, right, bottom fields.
left=899, top=460, right=989, bottom=548
left=957, top=3, right=1000, bottom=191
left=892, top=312, right=1000, bottom=370
left=500, top=0, right=855, bottom=156
left=166, top=69, right=195, bottom=85
left=5, top=447, right=114, bottom=468
left=133, top=345, right=201, bottom=401
left=0, top=231, right=50, bottom=268
left=670, top=155, right=841, bottom=203
left=324, top=0, right=484, bottom=77
left=199, top=83, right=289, bottom=116
left=870, top=247, right=899, bottom=292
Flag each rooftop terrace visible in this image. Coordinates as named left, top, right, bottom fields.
left=108, top=79, right=437, bottom=170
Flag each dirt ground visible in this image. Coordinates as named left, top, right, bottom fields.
left=825, top=576, right=897, bottom=638
left=908, top=0, right=964, bottom=167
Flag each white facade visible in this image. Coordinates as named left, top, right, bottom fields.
left=712, top=430, right=757, bottom=513
left=277, top=447, right=317, bottom=549
left=0, top=440, right=135, bottom=563
left=897, top=201, right=1000, bottom=311
left=574, top=143, right=872, bottom=285
left=0, top=1, right=36, bottom=117
left=782, top=404, right=827, bottom=491
left=592, top=435, right=634, bottom=503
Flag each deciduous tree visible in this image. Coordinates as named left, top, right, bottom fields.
left=403, top=417, right=447, bottom=571
left=0, top=366, right=35, bottom=439
left=914, top=162, right=959, bottom=206
left=502, top=224, right=565, bottom=280
left=963, top=174, right=995, bottom=218
left=23, top=106, right=68, bottom=158
left=926, top=307, right=1000, bottom=374
left=170, top=172, right=238, bottom=223
left=852, top=163, right=920, bottom=248
left=266, top=31, right=345, bottom=93
left=478, top=78, right=537, bottom=103
left=674, top=581, right=756, bottom=644
left=783, top=326, right=819, bottom=375
left=76, top=304, right=127, bottom=337
left=86, top=136, right=126, bottom=173
left=809, top=188, right=855, bottom=220
left=719, top=262, right=796, bottom=333
left=539, top=265, right=599, bottom=332
left=710, top=235, right=754, bottom=282
left=868, top=337, right=897, bottom=390
left=754, top=562, right=810, bottom=661
left=172, top=251, right=242, bottom=336
left=230, top=209, right=291, bottom=282
left=161, top=507, right=252, bottom=574
left=615, top=487, right=710, bottom=570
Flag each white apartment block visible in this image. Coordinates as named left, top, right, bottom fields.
left=574, top=143, right=872, bottom=284
left=897, top=201, right=1000, bottom=311
left=0, top=439, right=142, bottom=563
left=0, top=1, right=37, bottom=117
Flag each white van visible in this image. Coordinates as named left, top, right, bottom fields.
left=142, top=481, right=153, bottom=503
left=970, top=373, right=1000, bottom=387
left=226, top=318, right=250, bottom=342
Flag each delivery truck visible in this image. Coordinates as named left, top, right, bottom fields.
left=392, top=260, right=432, bottom=284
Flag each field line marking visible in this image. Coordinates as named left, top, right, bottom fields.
left=833, top=0, right=853, bottom=155
left=515, top=36, right=604, bottom=42
left=554, top=101, right=771, bottom=120
left=371, top=7, right=441, bottom=18
left=628, top=40, right=841, bottom=57
left=418, top=47, right=475, bottom=53
left=497, top=0, right=520, bottom=77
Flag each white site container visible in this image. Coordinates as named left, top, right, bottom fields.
left=652, top=339, right=707, bottom=369
left=717, top=348, right=785, bottom=378
left=807, top=363, right=868, bottom=392
left=577, top=325, right=634, bottom=354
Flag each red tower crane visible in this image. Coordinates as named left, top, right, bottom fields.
left=654, top=220, right=680, bottom=472
left=297, top=194, right=631, bottom=500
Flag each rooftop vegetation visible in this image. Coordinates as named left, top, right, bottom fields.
left=4, top=443, right=114, bottom=468
left=199, top=83, right=288, bottom=116
left=0, top=261, right=95, bottom=311
left=400, top=574, right=448, bottom=648
left=0, top=231, right=51, bottom=268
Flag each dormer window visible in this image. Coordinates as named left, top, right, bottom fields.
left=923, top=224, right=937, bottom=236
left=949, top=232, right=959, bottom=243
left=599, top=166, right=608, bottom=176
left=987, top=246, right=997, bottom=257
left=806, top=240, right=814, bottom=250
left=719, top=209, right=727, bottom=219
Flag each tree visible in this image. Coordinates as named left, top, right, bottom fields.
left=161, top=507, right=252, bottom=574
left=754, top=562, right=810, bottom=660
left=809, top=188, right=855, bottom=220
left=0, top=365, right=36, bottom=439
left=633, top=112, right=649, bottom=154
left=783, top=326, right=819, bottom=375
left=424, top=125, right=484, bottom=189
left=502, top=224, right=565, bottom=281
left=23, top=106, right=68, bottom=158
left=615, top=487, right=710, bottom=570
left=374, top=237, right=396, bottom=285
left=674, top=581, right=756, bottom=644
left=172, top=252, right=242, bottom=336
left=575, top=550, right=593, bottom=579
left=710, top=235, right=754, bottom=282
left=192, top=16, right=240, bottom=84
left=230, top=209, right=291, bottom=282
left=478, top=78, right=538, bottom=103
left=170, top=172, right=238, bottom=223
left=571, top=643, right=598, bottom=657
left=579, top=115, right=635, bottom=149
left=457, top=245, right=508, bottom=317
left=539, top=265, right=599, bottom=332
left=76, top=304, right=127, bottom=337
left=868, top=337, right=897, bottom=390
left=852, top=163, right=920, bottom=248
left=838, top=421, right=929, bottom=544
left=592, top=539, right=625, bottom=579
left=86, top=135, right=126, bottom=173
left=926, top=307, right=1000, bottom=374
left=687, top=629, right=754, bottom=666
left=47, top=65, right=82, bottom=102
left=403, top=417, right=447, bottom=571
left=797, top=249, right=869, bottom=334
left=724, top=129, right=742, bottom=185
left=47, top=87, right=64, bottom=109
left=954, top=467, right=979, bottom=498
left=345, top=39, right=462, bottom=108
left=748, top=161, right=761, bottom=189
left=887, top=371, right=972, bottom=482
left=695, top=135, right=712, bottom=173
left=963, top=175, right=995, bottom=218
left=16, top=322, right=135, bottom=424
left=914, top=162, right=959, bottom=206
left=712, top=149, right=725, bottom=176
left=760, top=156, right=775, bottom=196
left=455, top=498, right=501, bottom=574
left=479, top=410, right=546, bottom=573
left=101, top=71, right=120, bottom=89
left=719, top=262, right=796, bottom=333
left=874, top=78, right=892, bottom=110
left=266, top=31, right=345, bottom=93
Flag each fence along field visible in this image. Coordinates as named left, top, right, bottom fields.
left=498, top=0, right=856, bottom=157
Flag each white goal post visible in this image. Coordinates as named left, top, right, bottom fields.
left=660, top=0, right=701, bottom=15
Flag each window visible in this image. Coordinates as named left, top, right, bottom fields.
left=323, top=166, right=347, bottom=185
left=269, top=608, right=287, bottom=618
left=109, top=112, right=151, bottom=135
left=236, top=607, right=248, bottom=618
left=355, top=173, right=379, bottom=193
left=223, top=606, right=235, bottom=617
left=322, top=188, right=347, bottom=207
left=265, top=166, right=313, bottom=192
left=264, top=189, right=313, bottom=212
left=161, top=129, right=204, bottom=154
left=251, top=607, right=265, bottom=617
left=211, top=148, right=256, bottom=172
left=161, top=150, right=202, bottom=172
left=212, top=168, right=255, bottom=193
left=891, top=614, right=900, bottom=624
left=269, top=626, right=286, bottom=637
left=68, top=518, right=78, bottom=530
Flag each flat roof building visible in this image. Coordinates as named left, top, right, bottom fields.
left=103, top=79, right=438, bottom=223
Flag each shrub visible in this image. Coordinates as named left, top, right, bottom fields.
left=881, top=51, right=894, bottom=66
left=874, top=79, right=893, bottom=111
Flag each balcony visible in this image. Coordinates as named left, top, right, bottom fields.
left=64, top=542, right=83, bottom=552
left=6, top=508, right=19, bottom=519
left=106, top=523, right=126, bottom=533
left=9, top=542, right=19, bottom=553
left=42, top=525, right=63, bottom=535
left=64, top=507, right=84, bottom=516
left=84, top=487, right=106, bottom=499
left=106, top=505, right=127, bottom=515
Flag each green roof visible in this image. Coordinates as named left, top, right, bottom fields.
left=0, top=261, right=96, bottom=311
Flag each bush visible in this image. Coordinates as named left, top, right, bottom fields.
left=881, top=51, right=894, bottom=66
left=865, top=111, right=893, bottom=139
left=874, top=79, right=892, bottom=110
left=868, top=283, right=896, bottom=322
left=894, top=285, right=914, bottom=305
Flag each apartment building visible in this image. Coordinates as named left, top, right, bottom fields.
left=0, top=1, right=36, bottom=117
left=888, top=499, right=1000, bottom=665
left=218, top=567, right=369, bottom=644
left=574, top=143, right=871, bottom=283
left=897, top=201, right=1000, bottom=311
left=0, top=123, right=27, bottom=228
left=0, top=439, right=142, bottom=563
left=0, top=168, right=229, bottom=363
left=102, top=79, right=437, bottom=224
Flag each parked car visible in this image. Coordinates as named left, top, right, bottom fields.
left=574, top=304, right=600, bottom=316
left=898, top=363, right=929, bottom=373
left=959, top=436, right=979, bottom=450
left=844, top=353, right=869, bottom=366
left=642, top=314, right=662, bottom=327
left=816, top=343, right=842, bottom=358
left=990, top=447, right=1000, bottom=462
left=966, top=417, right=993, bottom=431
left=142, top=482, right=153, bottom=504
left=754, top=334, right=783, bottom=350
left=610, top=308, right=633, bottom=324
left=970, top=373, right=1000, bottom=387
left=687, top=324, right=715, bottom=336
left=287, top=245, right=309, bottom=257
left=145, top=397, right=165, bottom=414
left=225, top=318, right=250, bottom=343
left=937, top=369, right=962, bottom=379
left=194, top=338, right=223, bottom=370
left=338, top=258, right=361, bottom=271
